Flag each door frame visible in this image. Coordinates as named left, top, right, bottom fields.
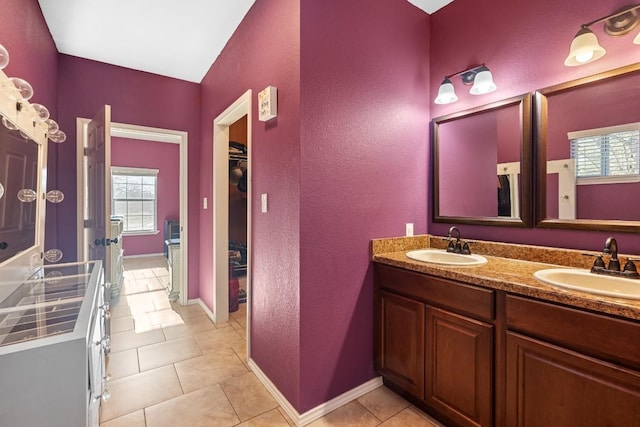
left=212, top=90, right=252, bottom=352
left=77, top=119, right=189, bottom=306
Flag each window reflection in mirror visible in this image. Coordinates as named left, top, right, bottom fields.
left=433, top=94, right=532, bottom=227
left=536, top=63, right=640, bottom=231
left=0, top=121, right=39, bottom=263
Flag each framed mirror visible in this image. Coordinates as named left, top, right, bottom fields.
left=432, top=93, right=532, bottom=227
left=536, top=63, right=640, bottom=232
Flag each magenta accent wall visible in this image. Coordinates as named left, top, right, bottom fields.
left=429, top=0, right=640, bottom=254
left=199, top=0, right=302, bottom=409
left=56, top=55, right=201, bottom=298
left=298, top=0, right=430, bottom=412
left=111, top=137, right=180, bottom=255
left=0, top=0, right=59, bottom=252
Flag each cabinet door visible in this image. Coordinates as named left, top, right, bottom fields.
left=506, top=332, right=640, bottom=427
left=376, top=290, right=425, bottom=399
left=426, top=306, right=493, bottom=427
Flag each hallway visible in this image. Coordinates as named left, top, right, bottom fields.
left=100, top=256, right=441, bottom=426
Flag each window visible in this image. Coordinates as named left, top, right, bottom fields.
left=111, top=167, right=158, bottom=234
left=569, top=123, right=640, bottom=184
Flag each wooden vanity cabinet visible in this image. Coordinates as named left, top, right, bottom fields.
left=375, top=264, right=495, bottom=427
left=505, top=295, right=640, bottom=427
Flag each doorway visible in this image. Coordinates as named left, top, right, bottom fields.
left=213, top=90, right=252, bottom=355
left=77, top=119, right=189, bottom=306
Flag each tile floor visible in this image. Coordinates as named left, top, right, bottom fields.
left=100, top=255, right=443, bottom=427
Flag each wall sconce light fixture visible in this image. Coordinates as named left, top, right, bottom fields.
left=434, top=64, right=497, bottom=105
left=565, top=4, right=640, bottom=66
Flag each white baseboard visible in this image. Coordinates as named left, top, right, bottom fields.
left=123, top=252, right=164, bottom=259
left=248, top=358, right=383, bottom=426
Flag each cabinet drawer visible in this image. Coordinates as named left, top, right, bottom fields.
left=375, top=264, right=494, bottom=321
left=506, top=295, right=640, bottom=370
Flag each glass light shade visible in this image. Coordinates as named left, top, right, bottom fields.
left=0, top=44, right=9, bottom=69
left=46, top=190, right=64, bottom=203
left=44, top=118, right=59, bottom=133
left=434, top=78, right=459, bottom=104
left=31, top=103, right=50, bottom=120
left=470, top=68, right=497, bottom=95
left=0, top=182, right=4, bottom=199
left=8, top=77, right=34, bottom=101
left=564, top=27, right=606, bottom=66
left=634, top=31, right=640, bottom=44
left=49, top=129, right=66, bottom=143
left=17, top=188, right=37, bottom=203
left=2, top=116, right=19, bottom=131
left=44, top=248, right=63, bottom=263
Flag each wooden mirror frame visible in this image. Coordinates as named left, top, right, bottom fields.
left=535, top=63, right=640, bottom=232
left=432, top=93, right=533, bottom=227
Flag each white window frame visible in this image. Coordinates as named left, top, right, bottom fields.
left=568, top=122, right=640, bottom=186
left=111, top=166, right=160, bottom=236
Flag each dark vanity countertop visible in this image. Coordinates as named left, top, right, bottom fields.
left=371, top=236, right=640, bottom=322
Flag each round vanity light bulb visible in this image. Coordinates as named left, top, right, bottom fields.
left=31, top=103, right=50, bottom=120
left=470, top=68, right=497, bottom=95
left=48, top=129, right=66, bottom=143
left=8, top=77, right=34, bottom=101
left=564, top=27, right=606, bottom=66
left=44, top=248, right=63, bottom=263
left=19, top=130, right=30, bottom=140
left=0, top=182, right=4, bottom=199
left=17, top=188, right=37, bottom=203
left=44, top=118, right=59, bottom=134
left=46, top=190, right=64, bottom=203
left=0, top=44, right=9, bottom=69
left=434, top=78, right=458, bottom=105
left=45, top=270, right=63, bottom=284
left=2, top=116, right=19, bottom=131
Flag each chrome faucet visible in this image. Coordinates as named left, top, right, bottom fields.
left=446, top=226, right=471, bottom=255
left=588, top=237, right=640, bottom=279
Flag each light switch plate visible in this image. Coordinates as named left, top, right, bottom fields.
left=203, top=197, right=208, bottom=209
left=405, top=223, right=414, bottom=237
left=261, top=193, right=268, bottom=213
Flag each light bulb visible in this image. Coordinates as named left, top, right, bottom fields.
left=0, top=44, right=9, bottom=69
left=8, top=77, right=33, bottom=101
left=2, top=116, right=19, bottom=131
left=46, top=190, right=64, bottom=203
left=49, top=129, right=66, bottom=143
left=0, top=182, right=4, bottom=199
left=44, top=249, right=63, bottom=263
left=44, top=118, right=59, bottom=134
left=575, top=51, right=594, bottom=63
left=31, top=103, right=50, bottom=120
left=17, top=188, right=37, bottom=203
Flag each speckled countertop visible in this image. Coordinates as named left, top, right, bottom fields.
left=371, top=235, right=640, bottom=321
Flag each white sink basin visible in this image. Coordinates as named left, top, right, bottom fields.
left=406, top=249, right=488, bottom=266
left=534, top=268, right=640, bottom=300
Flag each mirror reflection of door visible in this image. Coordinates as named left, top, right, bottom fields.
left=84, top=105, right=112, bottom=285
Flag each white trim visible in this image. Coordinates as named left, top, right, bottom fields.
left=577, top=174, right=640, bottom=185
left=77, top=119, right=189, bottom=307
left=212, top=89, right=252, bottom=364
left=547, top=159, right=576, bottom=220
left=567, top=121, right=640, bottom=140
left=496, top=161, right=520, bottom=218
left=112, top=166, right=159, bottom=175
left=188, top=298, right=216, bottom=323
left=123, top=253, right=164, bottom=259
left=122, top=230, right=160, bottom=236
left=248, top=359, right=383, bottom=426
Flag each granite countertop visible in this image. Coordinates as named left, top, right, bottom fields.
left=371, top=235, right=640, bottom=321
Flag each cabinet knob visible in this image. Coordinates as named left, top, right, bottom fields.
left=104, top=282, right=112, bottom=290
left=104, top=311, right=112, bottom=320
left=94, top=389, right=111, bottom=403
left=100, top=302, right=110, bottom=311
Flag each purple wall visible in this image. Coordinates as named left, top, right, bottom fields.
left=111, top=137, right=180, bottom=255
left=56, top=55, right=201, bottom=298
left=429, top=0, right=640, bottom=254
left=298, top=0, right=430, bottom=412
left=199, top=0, right=302, bottom=409
left=0, top=0, right=59, bottom=252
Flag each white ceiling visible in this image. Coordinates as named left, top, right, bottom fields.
left=38, top=0, right=452, bottom=84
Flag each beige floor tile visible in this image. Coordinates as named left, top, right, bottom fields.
left=214, top=321, right=232, bottom=329
left=106, top=348, right=140, bottom=380
left=194, top=326, right=246, bottom=354
left=408, top=406, right=446, bottom=426
left=357, top=386, right=409, bottom=421
left=379, top=407, right=441, bottom=427
left=153, top=298, right=172, bottom=311
left=110, top=328, right=165, bottom=353
left=308, top=401, right=380, bottom=427
left=132, top=313, right=161, bottom=333
left=145, top=384, right=239, bottom=427
left=138, top=335, right=202, bottom=372
left=162, top=315, right=215, bottom=340
left=100, top=365, right=183, bottom=422
left=99, top=409, right=145, bottom=427
left=146, top=308, right=184, bottom=326
left=111, top=316, right=135, bottom=334
left=175, top=303, right=207, bottom=320
left=147, top=277, right=166, bottom=291
left=230, top=319, right=247, bottom=338
left=174, top=347, right=249, bottom=393
left=220, top=372, right=278, bottom=422
left=109, top=303, right=132, bottom=319
left=235, top=408, right=290, bottom=426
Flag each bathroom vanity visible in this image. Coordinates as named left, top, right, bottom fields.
left=373, top=236, right=640, bottom=427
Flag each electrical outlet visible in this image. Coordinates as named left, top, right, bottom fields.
left=405, top=223, right=414, bottom=237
